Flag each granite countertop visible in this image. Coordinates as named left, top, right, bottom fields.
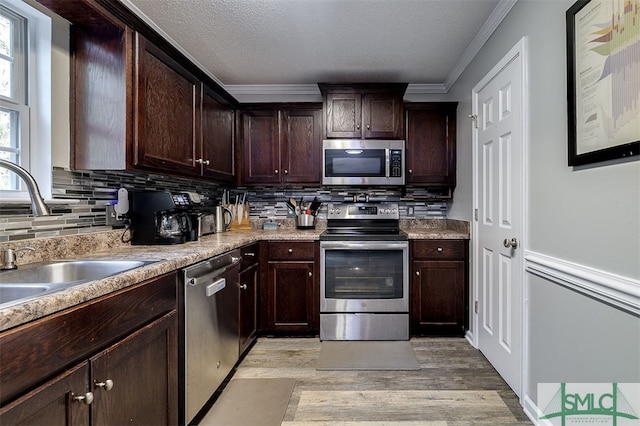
left=0, top=221, right=469, bottom=332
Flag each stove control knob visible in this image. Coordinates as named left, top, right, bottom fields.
left=336, top=208, right=341, bottom=214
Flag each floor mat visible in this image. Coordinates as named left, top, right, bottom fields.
left=199, top=378, right=296, bottom=426
left=316, top=341, right=420, bottom=370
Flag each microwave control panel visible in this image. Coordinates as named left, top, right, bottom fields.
left=390, top=150, right=403, bottom=177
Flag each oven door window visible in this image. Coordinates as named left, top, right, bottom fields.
left=324, top=149, right=386, bottom=177
left=324, top=249, right=404, bottom=299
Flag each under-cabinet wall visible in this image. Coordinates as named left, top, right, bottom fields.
left=0, top=168, right=451, bottom=241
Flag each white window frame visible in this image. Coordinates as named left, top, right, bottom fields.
left=0, top=0, right=51, bottom=201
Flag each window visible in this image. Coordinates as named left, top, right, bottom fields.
left=0, top=0, right=51, bottom=200
left=0, top=5, right=28, bottom=191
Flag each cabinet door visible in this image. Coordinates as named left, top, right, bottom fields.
left=242, top=110, right=280, bottom=184
left=411, top=260, right=465, bottom=336
left=0, top=362, right=90, bottom=426
left=134, top=34, right=200, bottom=175
left=281, top=108, right=322, bottom=183
left=202, top=86, right=235, bottom=182
left=325, top=92, right=362, bottom=138
left=266, top=261, right=315, bottom=334
left=363, top=93, right=403, bottom=139
left=91, top=311, right=178, bottom=426
left=405, top=103, right=457, bottom=185
left=239, top=263, right=259, bottom=354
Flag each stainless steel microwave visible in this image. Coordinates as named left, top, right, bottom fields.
left=322, top=139, right=405, bottom=186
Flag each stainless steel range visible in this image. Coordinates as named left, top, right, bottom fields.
left=319, top=202, right=409, bottom=340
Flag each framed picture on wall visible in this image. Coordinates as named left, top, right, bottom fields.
left=566, top=0, right=639, bottom=166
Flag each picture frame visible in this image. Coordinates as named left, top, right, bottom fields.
left=566, top=0, right=639, bottom=166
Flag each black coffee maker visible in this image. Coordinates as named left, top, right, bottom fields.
left=129, top=191, right=198, bottom=245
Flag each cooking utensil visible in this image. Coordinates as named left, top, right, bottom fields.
left=309, top=197, right=322, bottom=216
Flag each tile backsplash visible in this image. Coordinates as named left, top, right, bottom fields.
left=0, top=167, right=450, bottom=241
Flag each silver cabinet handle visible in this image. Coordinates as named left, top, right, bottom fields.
left=284, top=169, right=288, bottom=174
left=408, top=169, right=413, bottom=174
left=503, top=238, right=518, bottom=249
left=240, top=284, right=248, bottom=290
left=95, top=379, right=114, bottom=391
left=308, top=271, right=312, bottom=277
left=196, top=159, right=210, bottom=165
left=288, top=248, right=293, bottom=253
left=356, top=124, right=360, bottom=130
left=366, top=124, right=370, bottom=129
left=73, top=392, right=94, bottom=405
left=437, top=247, right=443, bottom=252
left=244, top=252, right=255, bottom=257
left=275, top=169, right=279, bottom=174
left=415, top=271, right=420, bottom=276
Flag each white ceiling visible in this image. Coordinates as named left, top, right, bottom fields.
left=120, top=0, right=517, bottom=100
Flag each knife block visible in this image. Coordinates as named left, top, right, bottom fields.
left=227, top=203, right=251, bottom=230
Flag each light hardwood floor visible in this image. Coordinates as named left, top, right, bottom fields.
left=212, top=337, right=533, bottom=425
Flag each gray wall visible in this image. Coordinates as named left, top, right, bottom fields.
left=445, top=0, right=640, bottom=410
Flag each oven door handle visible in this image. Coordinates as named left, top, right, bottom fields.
left=320, top=241, right=408, bottom=250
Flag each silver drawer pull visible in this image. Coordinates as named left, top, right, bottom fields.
left=437, top=247, right=443, bottom=252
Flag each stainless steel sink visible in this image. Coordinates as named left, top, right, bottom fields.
left=0, top=284, right=55, bottom=305
left=0, top=259, right=160, bottom=308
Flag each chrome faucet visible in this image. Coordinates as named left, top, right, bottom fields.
left=0, top=159, right=50, bottom=216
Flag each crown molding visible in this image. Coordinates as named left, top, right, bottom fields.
left=120, top=0, right=518, bottom=100
left=118, top=0, right=226, bottom=89
left=443, top=0, right=519, bottom=91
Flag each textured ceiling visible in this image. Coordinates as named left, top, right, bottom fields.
left=121, top=0, right=509, bottom=96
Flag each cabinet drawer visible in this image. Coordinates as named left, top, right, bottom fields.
left=412, top=240, right=467, bottom=260
left=268, top=242, right=315, bottom=260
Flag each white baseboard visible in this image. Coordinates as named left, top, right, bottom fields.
left=524, top=250, right=640, bottom=316
left=522, top=394, right=542, bottom=425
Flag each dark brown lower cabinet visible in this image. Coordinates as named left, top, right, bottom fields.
left=239, top=243, right=260, bottom=354
left=0, top=273, right=178, bottom=425
left=411, top=240, right=469, bottom=336
left=0, top=362, right=89, bottom=426
left=0, top=312, right=177, bottom=425
left=264, top=241, right=318, bottom=335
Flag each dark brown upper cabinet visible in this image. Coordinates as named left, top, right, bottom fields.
left=201, top=85, right=235, bottom=183
left=318, top=83, right=407, bottom=139
left=240, top=105, right=322, bottom=185
left=134, top=34, right=200, bottom=175
left=404, top=102, right=458, bottom=188
left=38, top=0, right=236, bottom=183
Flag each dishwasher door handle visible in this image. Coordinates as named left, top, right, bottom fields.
left=186, top=256, right=242, bottom=287
left=205, top=278, right=226, bottom=297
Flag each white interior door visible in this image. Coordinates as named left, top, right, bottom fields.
left=472, top=39, right=527, bottom=398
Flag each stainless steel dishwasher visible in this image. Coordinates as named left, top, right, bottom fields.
left=182, top=249, right=242, bottom=425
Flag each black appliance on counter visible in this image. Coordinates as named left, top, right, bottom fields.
left=129, top=191, right=198, bottom=245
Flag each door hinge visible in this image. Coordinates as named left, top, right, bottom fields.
left=474, top=208, right=478, bottom=221
left=474, top=301, right=478, bottom=314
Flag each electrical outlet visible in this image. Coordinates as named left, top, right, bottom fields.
left=105, top=204, right=126, bottom=227
left=408, top=206, right=415, bottom=216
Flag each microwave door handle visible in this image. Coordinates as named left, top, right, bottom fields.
left=385, top=148, right=390, bottom=178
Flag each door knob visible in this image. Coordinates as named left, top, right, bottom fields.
left=503, top=238, right=518, bottom=249
left=73, top=392, right=94, bottom=405
left=95, top=379, right=114, bottom=391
